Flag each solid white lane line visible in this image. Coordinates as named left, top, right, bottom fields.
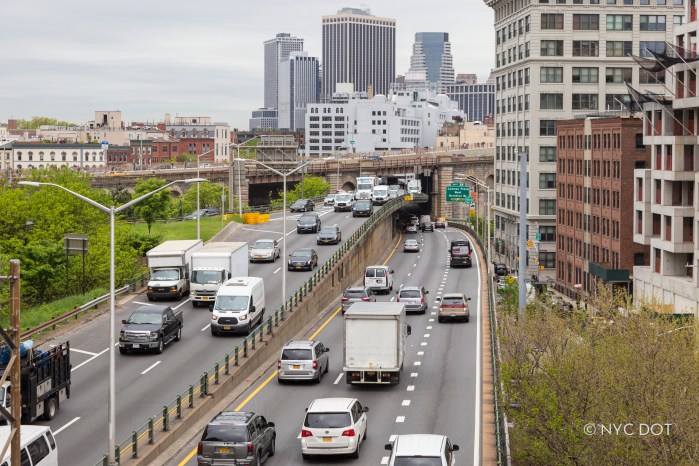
left=71, top=347, right=109, bottom=372
left=333, top=373, right=343, bottom=385
left=141, top=360, right=161, bottom=375
left=402, top=400, right=411, bottom=406
left=396, top=416, right=405, bottom=423
left=273, top=267, right=281, bottom=274
left=173, top=299, right=190, bottom=310
left=71, top=348, right=98, bottom=356
left=54, top=417, right=80, bottom=435
left=407, top=385, right=415, bottom=391
left=201, top=323, right=211, bottom=331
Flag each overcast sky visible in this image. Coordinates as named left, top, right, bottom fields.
left=1, top=1, right=494, bottom=130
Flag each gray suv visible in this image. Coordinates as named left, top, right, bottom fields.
left=197, top=411, right=276, bottom=466
left=277, top=340, right=330, bottom=383
left=396, top=286, right=428, bottom=314
left=341, top=286, right=376, bottom=313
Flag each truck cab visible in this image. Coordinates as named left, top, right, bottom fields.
left=119, top=306, right=183, bottom=354
left=146, top=240, right=203, bottom=301
left=355, top=177, right=377, bottom=200
left=190, top=242, right=248, bottom=307
left=372, top=185, right=390, bottom=205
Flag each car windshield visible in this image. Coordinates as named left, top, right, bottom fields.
left=393, top=458, right=442, bottom=466
left=400, top=290, right=421, bottom=298
left=202, top=425, right=248, bottom=442
left=215, top=295, right=249, bottom=311
left=357, top=183, right=372, bottom=191
left=292, top=250, right=312, bottom=258
left=151, top=269, right=180, bottom=281
left=191, top=270, right=222, bottom=285
left=356, top=201, right=370, bottom=208
left=319, top=227, right=336, bottom=234
left=281, top=348, right=313, bottom=360
left=442, top=297, right=465, bottom=306
left=304, top=412, right=352, bottom=428
left=405, top=241, right=417, bottom=245
left=344, top=290, right=367, bottom=299
left=336, top=195, right=352, bottom=202
left=254, top=241, right=274, bottom=249
left=299, top=215, right=316, bottom=222
left=127, top=312, right=163, bottom=325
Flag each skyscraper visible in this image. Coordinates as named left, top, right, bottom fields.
left=322, top=7, right=396, bottom=100
left=264, top=33, right=304, bottom=110
left=408, top=32, right=455, bottom=93
left=278, top=52, right=320, bottom=131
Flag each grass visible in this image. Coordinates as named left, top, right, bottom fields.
left=128, top=215, right=243, bottom=242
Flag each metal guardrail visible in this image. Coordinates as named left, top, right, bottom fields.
left=95, top=195, right=407, bottom=465
left=446, top=220, right=510, bottom=466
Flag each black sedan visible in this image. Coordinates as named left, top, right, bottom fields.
left=493, top=262, right=509, bottom=276
left=435, top=218, right=447, bottom=229
left=290, top=199, right=314, bottom=212
left=352, top=200, right=373, bottom=217
left=288, top=248, right=318, bottom=271
left=297, top=213, right=321, bottom=233
left=317, top=225, right=342, bottom=245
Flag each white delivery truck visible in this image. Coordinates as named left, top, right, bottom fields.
left=190, top=242, right=248, bottom=307
left=355, top=176, right=378, bottom=200
left=343, top=302, right=411, bottom=385
left=146, top=240, right=203, bottom=301
left=407, top=179, right=422, bottom=194
left=372, top=185, right=391, bottom=205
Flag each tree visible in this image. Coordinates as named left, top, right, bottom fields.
left=17, top=240, right=66, bottom=304
left=271, top=176, right=330, bottom=205
left=180, top=182, right=227, bottom=214
left=132, top=178, right=171, bottom=234
left=178, top=152, right=197, bottom=169
left=15, top=117, right=76, bottom=129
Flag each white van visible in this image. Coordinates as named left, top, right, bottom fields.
left=0, top=425, right=58, bottom=466
left=210, top=277, right=265, bottom=336
left=364, top=265, right=394, bottom=293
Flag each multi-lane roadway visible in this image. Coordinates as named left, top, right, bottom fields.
left=36, top=204, right=385, bottom=466
left=168, top=224, right=482, bottom=466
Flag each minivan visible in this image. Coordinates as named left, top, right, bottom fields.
left=210, top=277, right=265, bottom=335
left=450, top=240, right=472, bottom=267
left=364, top=265, right=394, bottom=293
left=0, top=425, right=58, bottom=466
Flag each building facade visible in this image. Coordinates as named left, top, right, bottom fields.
left=249, top=108, right=279, bottom=130
left=556, top=116, right=650, bottom=298
left=484, top=0, right=683, bottom=279
left=446, top=81, right=495, bottom=123
left=321, top=7, right=396, bottom=100
left=408, top=32, right=455, bottom=93
left=10, top=143, right=107, bottom=172
left=278, top=52, right=320, bottom=131
left=165, top=116, right=231, bottom=163
left=264, top=33, right=304, bottom=110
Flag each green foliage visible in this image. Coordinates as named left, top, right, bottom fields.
left=179, top=182, right=227, bottom=214
left=122, top=231, right=164, bottom=256
left=132, top=178, right=171, bottom=234
left=269, top=176, right=330, bottom=206
left=17, top=240, right=66, bottom=304
left=128, top=216, right=233, bottom=242
left=14, top=117, right=76, bottom=129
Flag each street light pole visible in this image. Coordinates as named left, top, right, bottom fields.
left=18, top=177, right=205, bottom=466
left=232, top=137, right=260, bottom=218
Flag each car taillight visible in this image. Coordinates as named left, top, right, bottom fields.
left=342, top=297, right=349, bottom=302
left=277, top=360, right=281, bottom=370
left=301, top=429, right=313, bottom=437
left=342, top=429, right=356, bottom=437
left=312, top=360, right=318, bottom=369
left=396, top=298, right=400, bottom=302
left=197, top=442, right=202, bottom=454
left=247, top=444, right=254, bottom=455
left=361, top=297, right=370, bottom=301
left=421, top=297, right=425, bottom=303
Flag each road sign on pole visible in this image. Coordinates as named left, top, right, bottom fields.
left=446, top=185, right=470, bottom=202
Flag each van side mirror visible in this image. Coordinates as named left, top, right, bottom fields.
left=385, top=443, right=393, bottom=451
left=250, top=305, right=256, bottom=312
left=122, top=319, right=128, bottom=324
left=362, top=406, right=369, bottom=412
left=227, top=272, right=232, bottom=279
left=424, top=290, right=429, bottom=294
left=467, top=297, right=472, bottom=301
left=452, top=445, right=460, bottom=451
left=209, top=305, right=214, bottom=312
left=435, top=297, right=442, bottom=301
left=267, top=422, right=275, bottom=428
left=325, top=348, right=330, bottom=352
left=407, top=325, right=412, bottom=336
left=391, top=270, right=394, bottom=274
left=395, top=290, right=399, bottom=294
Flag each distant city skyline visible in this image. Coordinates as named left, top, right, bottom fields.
left=0, top=0, right=495, bottom=130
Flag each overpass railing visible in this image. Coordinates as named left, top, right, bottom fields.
left=95, top=195, right=408, bottom=465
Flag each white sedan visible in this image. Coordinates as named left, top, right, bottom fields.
left=403, top=239, right=419, bottom=252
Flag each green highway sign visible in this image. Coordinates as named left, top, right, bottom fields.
left=464, top=196, right=473, bottom=204
left=446, top=185, right=471, bottom=202
left=449, top=182, right=464, bottom=187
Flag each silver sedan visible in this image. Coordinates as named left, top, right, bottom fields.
left=403, top=239, right=420, bottom=252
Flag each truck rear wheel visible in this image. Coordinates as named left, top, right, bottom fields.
left=174, top=326, right=182, bottom=341
left=43, top=397, right=57, bottom=421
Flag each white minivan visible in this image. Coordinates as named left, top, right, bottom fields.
left=364, top=265, right=394, bottom=293
left=210, top=277, right=265, bottom=336
left=0, top=425, right=58, bottom=466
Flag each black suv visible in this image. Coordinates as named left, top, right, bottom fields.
left=450, top=240, right=472, bottom=268
left=493, top=262, right=508, bottom=276
left=420, top=215, right=434, bottom=232
left=352, top=200, right=373, bottom=217
left=297, top=213, right=321, bottom=233
left=317, top=225, right=342, bottom=245
left=197, top=411, right=276, bottom=466
left=290, top=199, right=314, bottom=212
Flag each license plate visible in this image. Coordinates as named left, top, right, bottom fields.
left=323, top=437, right=332, bottom=443
left=201, top=297, right=209, bottom=300
left=292, top=365, right=301, bottom=369
left=217, top=447, right=230, bottom=453
left=223, top=326, right=231, bottom=330
left=296, top=266, right=302, bottom=269
left=132, top=344, right=140, bottom=349
left=367, top=371, right=376, bottom=376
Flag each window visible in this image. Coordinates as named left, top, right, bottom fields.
left=606, top=67, right=633, bottom=83
left=540, top=146, right=556, bottom=162
left=540, top=199, right=556, bottom=215
left=573, top=14, right=599, bottom=30
left=539, top=226, right=556, bottom=242
left=606, top=14, right=633, bottom=30
left=606, top=41, right=632, bottom=58
left=540, top=120, right=556, bottom=136
left=540, top=252, right=556, bottom=268
left=674, top=15, right=684, bottom=26
left=540, top=93, right=563, bottom=109
left=541, top=40, right=564, bottom=56
left=640, top=69, right=665, bottom=84
left=606, top=94, right=631, bottom=110
left=640, top=15, right=666, bottom=31
left=572, top=94, right=599, bottom=110
left=572, top=67, right=599, bottom=83
left=640, top=41, right=665, bottom=58
left=27, top=436, right=51, bottom=465
left=540, top=67, right=563, bottom=83
left=540, top=173, right=556, bottom=189
left=541, top=13, right=564, bottom=29
left=573, top=41, right=599, bottom=57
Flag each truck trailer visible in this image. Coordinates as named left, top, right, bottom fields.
left=343, top=302, right=411, bottom=385
left=146, top=239, right=203, bottom=301
left=190, top=242, right=248, bottom=307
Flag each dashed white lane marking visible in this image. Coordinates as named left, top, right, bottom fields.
left=201, top=323, right=211, bottom=331
left=407, top=273, right=412, bottom=277
left=71, top=347, right=109, bottom=372
left=173, top=299, right=190, bottom=310
left=71, top=348, right=98, bottom=356
left=428, top=319, right=434, bottom=322
left=273, top=267, right=281, bottom=274
left=381, top=457, right=389, bottom=465
left=141, top=360, right=161, bottom=375
left=390, top=297, right=395, bottom=302
left=418, top=351, right=424, bottom=356
left=407, top=385, right=415, bottom=391
left=426, top=326, right=433, bottom=330
left=345, top=215, right=350, bottom=218
left=54, top=417, right=80, bottom=435
left=396, top=416, right=405, bottom=423
left=134, top=301, right=158, bottom=306
left=333, top=373, right=343, bottom=385
left=402, top=400, right=411, bottom=406
left=413, top=264, right=417, bottom=267
left=424, top=334, right=431, bottom=338
left=411, top=372, right=418, bottom=377
left=390, top=434, right=398, bottom=442
left=242, top=227, right=281, bottom=234
left=421, top=342, right=427, bottom=346
left=431, top=312, right=437, bottom=315
left=417, top=256, right=420, bottom=259
left=432, top=306, right=438, bottom=309
left=414, top=361, right=421, bottom=366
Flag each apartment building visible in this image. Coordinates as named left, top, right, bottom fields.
left=484, top=0, right=682, bottom=278
left=164, top=115, right=231, bottom=164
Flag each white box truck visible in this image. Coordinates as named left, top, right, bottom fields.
left=146, top=239, right=203, bottom=301
left=190, top=242, right=248, bottom=307
left=372, top=185, right=391, bottom=205
left=355, top=176, right=378, bottom=200
left=407, top=179, right=422, bottom=195
left=343, top=302, right=411, bottom=385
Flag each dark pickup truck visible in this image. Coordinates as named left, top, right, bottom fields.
left=119, top=305, right=183, bottom=354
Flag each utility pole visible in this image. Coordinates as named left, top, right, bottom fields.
left=518, top=151, right=528, bottom=315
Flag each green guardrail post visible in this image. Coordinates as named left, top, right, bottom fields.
left=177, top=395, right=182, bottom=419
left=115, top=445, right=120, bottom=464
left=274, top=310, right=279, bottom=327
left=267, top=319, right=272, bottom=335
left=163, top=406, right=170, bottom=431
left=251, top=330, right=257, bottom=349
left=200, top=374, right=206, bottom=397
left=101, top=454, right=108, bottom=466
left=214, top=363, right=220, bottom=384
left=243, top=339, right=248, bottom=357
left=148, top=418, right=154, bottom=444
left=225, top=354, right=230, bottom=374
left=188, top=385, right=194, bottom=408
left=132, top=431, right=138, bottom=458
left=235, top=346, right=239, bottom=365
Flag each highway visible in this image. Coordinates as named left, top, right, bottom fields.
left=168, top=225, right=482, bottom=466
left=35, top=204, right=386, bottom=466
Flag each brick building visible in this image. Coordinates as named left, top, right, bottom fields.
left=556, top=116, right=650, bottom=296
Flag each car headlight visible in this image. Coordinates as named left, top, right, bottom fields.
left=316, top=236, right=320, bottom=241
left=169, top=286, right=177, bottom=292
left=149, top=332, right=159, bottom=341
left=147, top=287, right=153, bottom=292
left=211, top=315, right=218, bottom=321
left=119, top=331, right=125, bottom=338
left=239, top=314, right=248, bottom=321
